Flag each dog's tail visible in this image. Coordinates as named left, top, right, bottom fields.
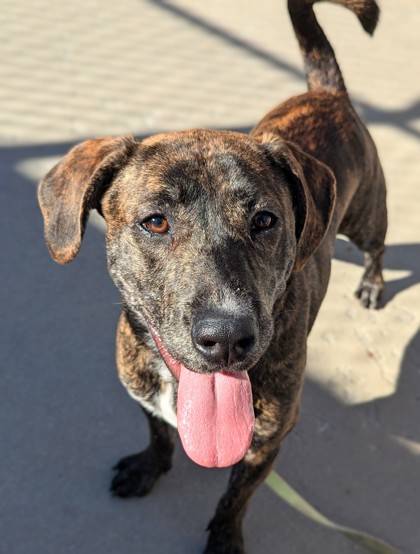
left=288, top=0, right=379, bottom=93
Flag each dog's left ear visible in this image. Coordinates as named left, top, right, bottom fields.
left=262, top=136, right=336, bottom=271
left=38, top=136, right=136, bottom=265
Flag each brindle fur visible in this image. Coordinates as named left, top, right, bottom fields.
left=38, top=1, right=386, bottom=552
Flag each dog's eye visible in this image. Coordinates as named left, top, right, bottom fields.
left=252, top=211, right=277, bottom=233
left=141, top=214, right=170, bottom=235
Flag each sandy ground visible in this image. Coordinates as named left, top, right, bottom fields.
left=1, top=1, right=419, bottom=553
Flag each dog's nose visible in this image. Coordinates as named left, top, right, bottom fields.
left=192, top=311, right=256, bottom=366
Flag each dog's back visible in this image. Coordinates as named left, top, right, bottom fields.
left=253, top=1, right=386, bottom=271
left=253, top=0, right=386, bottom=316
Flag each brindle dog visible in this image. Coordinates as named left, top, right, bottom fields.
left=38, top=0, right=386, bottom=552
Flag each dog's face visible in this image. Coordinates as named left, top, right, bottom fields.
left=38, top=129, right=335, bottom=374
left=102, top=130, right=296, bottom=373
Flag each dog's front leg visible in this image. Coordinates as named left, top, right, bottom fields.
left=205, top=397, right=298, bottom=554
left=111, top=407, right=176, bottom=498
left=112, top=311, right=177, bottom=497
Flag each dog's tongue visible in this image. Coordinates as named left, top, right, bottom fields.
left=148, top=329, right=254, bottom=468
left=177, top=365, right=254, bottom=468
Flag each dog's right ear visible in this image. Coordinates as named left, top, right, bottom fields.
left=260, top=135, right=336, bottom=272
left=38, top=136, right=137, bottom=264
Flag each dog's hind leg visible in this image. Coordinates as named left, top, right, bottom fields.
left=111, top=408, right=176, bottom=497
left=340, top=166, right=388, bottom=309
left=354, top=246, right=385, bottom=309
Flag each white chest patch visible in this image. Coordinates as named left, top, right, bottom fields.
left=125, top=361, right=178, bottom=428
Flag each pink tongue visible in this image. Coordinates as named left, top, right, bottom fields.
left=177, top=366, right=255, bottom=468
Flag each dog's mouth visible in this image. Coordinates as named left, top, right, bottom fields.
left=148, top=324, right=255, bottom=468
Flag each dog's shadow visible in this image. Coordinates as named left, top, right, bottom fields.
left=1, top=142, right=419, bottom=554
left=265, top=325, right=420, bottom=554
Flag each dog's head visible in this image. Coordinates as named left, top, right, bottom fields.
left=38, top=129, right=335, bottom=374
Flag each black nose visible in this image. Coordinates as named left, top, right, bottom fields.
left=192, top=311, right=256, bottom=366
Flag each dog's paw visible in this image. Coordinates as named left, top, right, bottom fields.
left=111, top=449, right=170, bottom=498
left=355, top=277, right=384, bottom=309
left=204, top=536, right=245, bottom=554
left=204, top=521, right=245, bottom=554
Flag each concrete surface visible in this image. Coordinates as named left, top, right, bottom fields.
left=1, top=1, right=419, bottom=553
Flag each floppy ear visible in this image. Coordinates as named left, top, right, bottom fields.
left=263, top=137, right=336, bottom=271
left=38, top=136, right=136, bottom=264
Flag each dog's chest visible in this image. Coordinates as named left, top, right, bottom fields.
left=125, top=361, right=178, bottom=428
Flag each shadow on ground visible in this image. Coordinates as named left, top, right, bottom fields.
left=1, top=139, right=419, bottom=554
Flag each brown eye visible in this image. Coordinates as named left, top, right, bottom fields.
left=252, top=211, right=277, bottom=233
left=141, top=214, right=170, bottom=235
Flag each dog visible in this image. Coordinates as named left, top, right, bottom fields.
left=38, top=0, right=387, bottom=552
